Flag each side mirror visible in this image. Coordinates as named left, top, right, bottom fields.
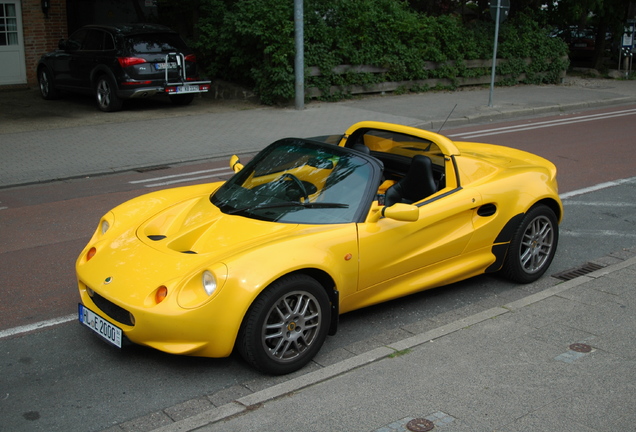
left=58, top=39, right=67, bottom=50
left=384, top=203, right=419, bottom=221
left=369, top=203, right=419, bottom=223
left=229, top=155, right=243, bottom=173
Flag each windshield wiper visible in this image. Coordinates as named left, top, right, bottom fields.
left=226, top=201, right=348, bottom=215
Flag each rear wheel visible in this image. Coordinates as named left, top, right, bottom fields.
left=95, top=76, right=123, bottom=112
left=238, top=274, right=330, bottom=375
left=501, top=204, right=559, bottom=283
left=169, top=93, right=195, bottom=106
left=38, top=67, right=60, bottom=100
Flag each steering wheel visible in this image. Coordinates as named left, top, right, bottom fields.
left=278, top=173, right=309, bottom=202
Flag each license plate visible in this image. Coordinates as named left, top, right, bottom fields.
left=155, top=62, right=177, bottom=70
left=78, top=303, right=123, bottom=348
left=175, top=85, right=200, bottom=93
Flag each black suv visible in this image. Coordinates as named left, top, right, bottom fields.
left=37, top=23, right=211, bottom=112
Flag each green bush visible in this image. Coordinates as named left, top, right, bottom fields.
left=189, top=0, right=568, bottom=104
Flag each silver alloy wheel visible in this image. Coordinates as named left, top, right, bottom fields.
left=261, top=290, right=321, bottom=362
left=39, top=70, right=50, bottom=97
left=519, top=214, right=555, bottom=274
left=38, top=68, right=59, bottom=100
left=95, top=76, right=123, bottom=112
left=96, top=78, right=112, bottom=110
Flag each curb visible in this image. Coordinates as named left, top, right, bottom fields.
left=139, top=254, right=636, bottom=432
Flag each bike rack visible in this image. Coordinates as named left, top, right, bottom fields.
left=161, top=52, right=211, bottom=93
left=163, top=52, right=187, bottom=84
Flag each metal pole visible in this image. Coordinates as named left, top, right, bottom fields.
left=294, top=0, right=304, bottom=110
left=488, top=0, right=501, bottom=107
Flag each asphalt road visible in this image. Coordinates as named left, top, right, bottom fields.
left=1, top=105, right=635, bottom=432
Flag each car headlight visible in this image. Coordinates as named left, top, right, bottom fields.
left=101, top=219, right=110, bottom=234
left=202, top=270, right=217, bottom=296
left=177, top=264, right=228, bottom=309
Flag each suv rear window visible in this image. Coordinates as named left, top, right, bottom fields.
left=126, top=33, right=190, bottom=54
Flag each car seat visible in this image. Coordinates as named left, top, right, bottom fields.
left=384, top=154, right=437, bottom=207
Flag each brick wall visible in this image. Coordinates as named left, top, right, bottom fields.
left=20, top=0, right=68, bottom=87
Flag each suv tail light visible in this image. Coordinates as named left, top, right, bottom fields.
left=118, top=57, right=147, bottom=68
left=184, top=54, right=196, bottom=62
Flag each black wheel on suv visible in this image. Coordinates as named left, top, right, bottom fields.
left=95, top=75, right=123, bottom=112
left=38, top=67, right=60, bottom=100
left=169, top=93, right=195, bottom=106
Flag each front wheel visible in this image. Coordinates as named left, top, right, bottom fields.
left=38, top=67, right=60, bottom=100
left=95, top=76, right=123, bottom=112
left=238, top=274, right=330, bottom=375
left=501, top=204, right=559, bottom=284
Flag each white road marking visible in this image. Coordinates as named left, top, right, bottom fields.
left=564, top=201, right=636, bottom=207
left=0, top=314, right=76, bottom=340
left=561, top=229, right=636, bottom=238
left=448, top=108, right=636, bottom=139
left=560, top=177, right=636, bottom=199
left=129, top=167, right=234, bottom=188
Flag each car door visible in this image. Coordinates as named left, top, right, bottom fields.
left=354, top=186, right=483, bottom=306
left=68, top=29, right=104, bottom=90
left=51, top=28, right=88, bottom=88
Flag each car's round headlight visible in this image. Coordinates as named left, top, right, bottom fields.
left=177, top=264, right=227, bottom=309
left=202, top=271, right=217, bottom=296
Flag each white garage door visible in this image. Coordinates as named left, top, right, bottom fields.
left=0, top=1, right=26, bottom=85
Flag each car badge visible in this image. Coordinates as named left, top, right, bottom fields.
left=104, top=276, right=113, bottom=285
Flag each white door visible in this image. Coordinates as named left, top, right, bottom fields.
left=0, top=1, right=26, bottom=85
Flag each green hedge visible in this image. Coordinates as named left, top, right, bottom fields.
left=191, top=0, right=569, bottom=104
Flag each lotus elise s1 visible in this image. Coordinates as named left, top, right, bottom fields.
left=76, top=121, right=562, bottom=374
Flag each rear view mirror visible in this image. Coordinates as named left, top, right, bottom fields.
left=229, top=155, right=243, bottom=173
left=383, top=203, right=419, bottom=222
left=368, top=203, right=419, bottom=223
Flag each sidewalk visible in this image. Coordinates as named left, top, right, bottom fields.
left=133, top=249, right=635, bottom=432
left=2, top=76, right=636, bottom=188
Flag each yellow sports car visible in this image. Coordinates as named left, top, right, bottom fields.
left=76, top=121, right=562, bottom=375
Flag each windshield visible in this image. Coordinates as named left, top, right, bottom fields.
left=211, top=139, right=382, bottom=224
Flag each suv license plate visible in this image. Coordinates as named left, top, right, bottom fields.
left=175, top=85, right=199, bottom=93
left=78, top=303, right=123, bottom=348
left=155, top=62, right=177, bottom=70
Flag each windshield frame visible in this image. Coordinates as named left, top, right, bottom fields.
left=211, top=138, right=384, bottom=224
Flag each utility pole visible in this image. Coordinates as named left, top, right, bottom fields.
left=294, top=0, right=304, bottom=110
left=488, top=0, right=509, bottom=107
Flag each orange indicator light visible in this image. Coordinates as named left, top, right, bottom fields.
left=155, top=286, right=168, bottom=304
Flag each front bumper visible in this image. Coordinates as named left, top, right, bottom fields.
left=77, top=278, right=240, bottom=358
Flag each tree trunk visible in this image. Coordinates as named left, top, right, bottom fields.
left=592, top=18, right=608, bottom=70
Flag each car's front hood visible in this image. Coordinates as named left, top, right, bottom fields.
left=78, top=194, right=300, bottom=307
left=136, top=194, right=299, bottom=259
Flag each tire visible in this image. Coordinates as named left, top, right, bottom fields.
left=169, top=93, right=195, bottom=106
left=501, top=204, right=559, bottom=284
left=95, top=75, right=123, bottom=112
left=238, top=274, right=330, bottom=375
left=38, top=67, right=60, bottom=100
